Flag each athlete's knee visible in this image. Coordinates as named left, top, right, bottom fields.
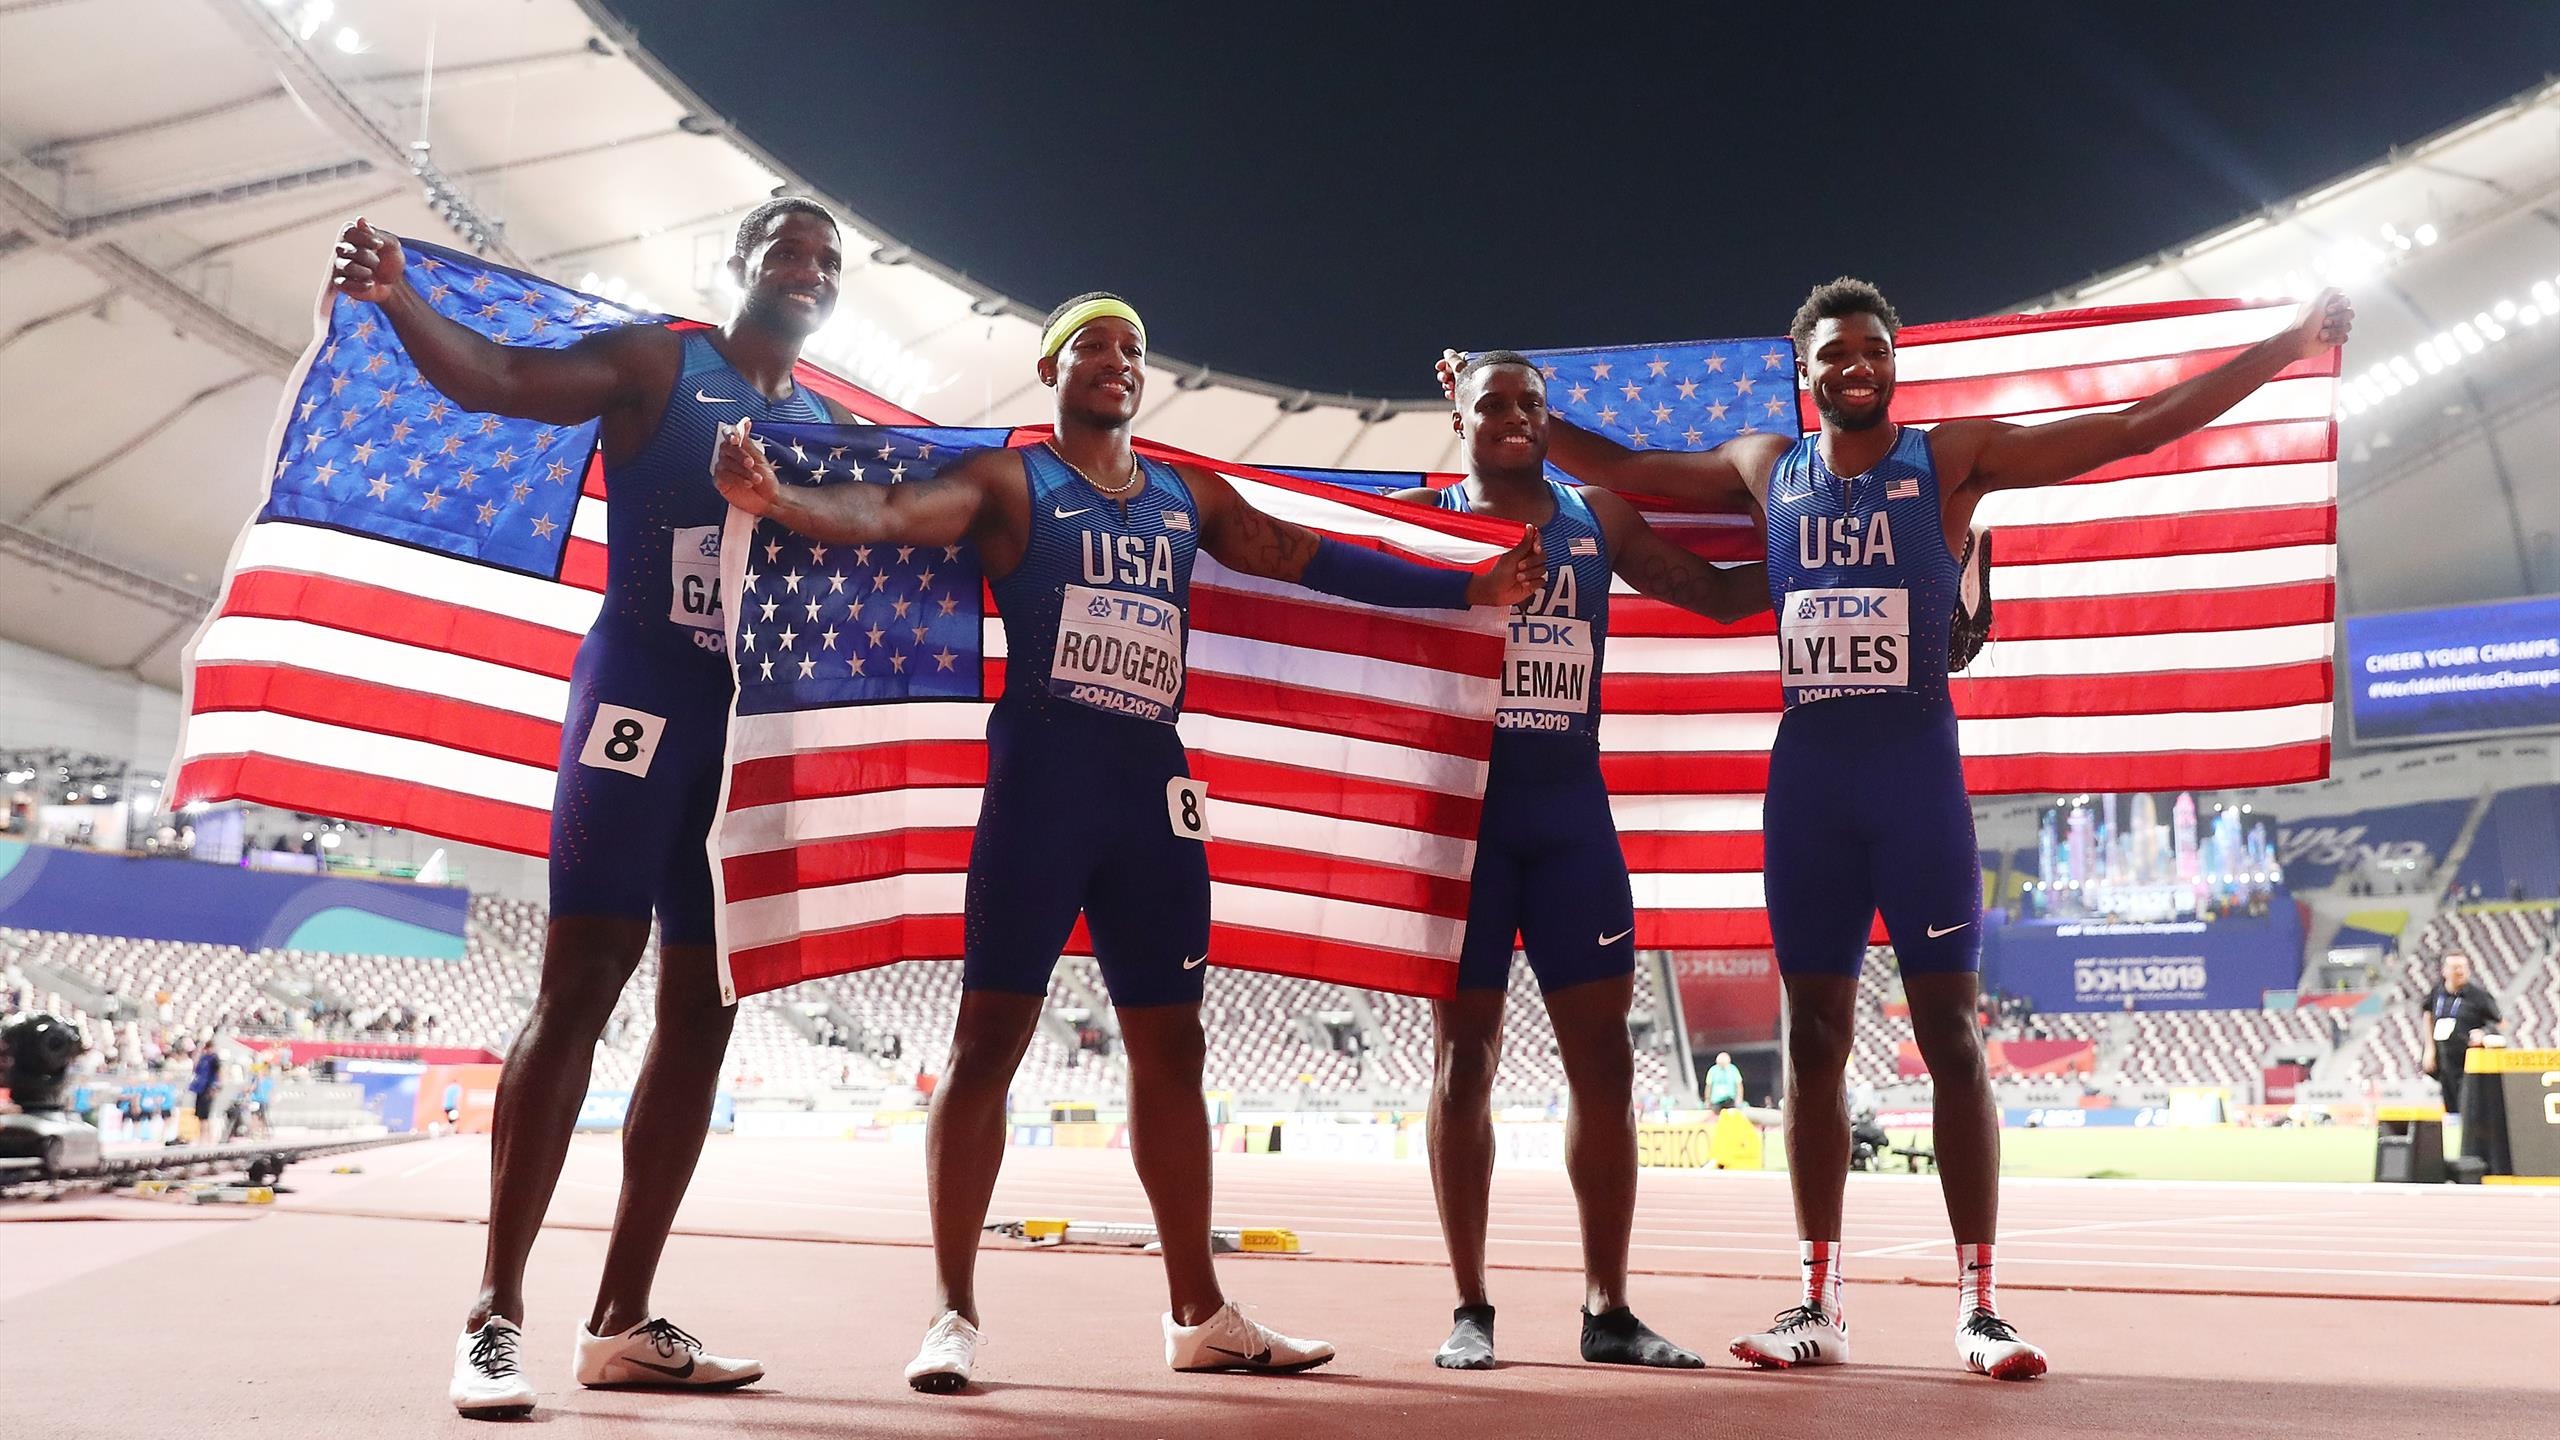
left=1787, top=1002, right=1855, bottom=1071
left=1119, top=1006, right=1206, bottom=1079
left=1908, top=1001, right=1986, bottom=1074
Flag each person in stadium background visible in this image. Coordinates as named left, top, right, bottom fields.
left=711, top=294, right=1543, bottom=1392
left=334, top=199, right=861, bottom=1418
left=1707, top=1052, right=1744, bottom=1112
left=1381, top=350, right=1764, bottom=1371
left=2420, top=950, right=2502, bottom=1115
left=185, top=1043, right=219, bottom=1145
left=1442, top=280, right=2353, bottom=1381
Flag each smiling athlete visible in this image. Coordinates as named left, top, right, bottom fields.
left=1392, top=351, right=1766, bottom=1372
left=1445, top=280, right=2351, bottom=1380
left=716, top=293, right=1543, bottom=1392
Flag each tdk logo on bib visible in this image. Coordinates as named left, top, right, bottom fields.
left=1794, top=593, right=1891, bottom=621
left=1053, top=583, right=1185, bottom=722
left=670, top=524, right=725, bottom=649
left=1780, top=586, right=1908, bottom=697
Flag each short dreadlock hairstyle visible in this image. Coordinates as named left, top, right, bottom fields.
left=1789, top=277, right=1901, bottom=352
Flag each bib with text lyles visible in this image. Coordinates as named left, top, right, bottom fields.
left=1051, top=584, right=1186, bottom=722
left=1761, top=427, right=1959, bottom=709
left=1780, top=586, right=1909, bottom=692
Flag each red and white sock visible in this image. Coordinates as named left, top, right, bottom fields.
left=1957, top=1242, right=1996, bottom=1319
left=1801, top=1240, right=1844, bottom=1327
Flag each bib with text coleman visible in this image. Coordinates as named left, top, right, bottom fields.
left=1762, top=426, right=1959, bottom=709
left=988, top=443, right=1201, bottom=724
left=1435, top=478, right=1612, bottom=751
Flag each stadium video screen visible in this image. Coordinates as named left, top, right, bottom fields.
left=2346, top=594, right=2560, bottom=744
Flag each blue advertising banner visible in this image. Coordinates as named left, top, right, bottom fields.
left=1981, top=900, right=2304, bottom=1012
left=0, top=839, right=465, bottom=956
left=2347, top=594, right=2560, bottom=743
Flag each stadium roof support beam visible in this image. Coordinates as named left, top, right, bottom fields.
left=23, top=86, right=288, bottom=167
left=59, top=158, right=378, bottom=250
left=15, top=373, right=263, bottom=523
left=205, top=0, right=531, bottom=271
left=0, top=519, right=213, bottom=621
left=0, top=164, right=297, bottom=374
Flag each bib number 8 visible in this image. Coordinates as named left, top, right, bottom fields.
left=1166, top=777, right=1210, bottom=841
left=578, top=703, right=666, bottom=779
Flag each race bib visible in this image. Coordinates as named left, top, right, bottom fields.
left=2433, top=1016, right=2458, bottom=1042
left=1499, top=613, right=1595, bottom=730
left=670, top=525, right=724, bottom=632
left=1780, top=587, right=1908, bottom=692
left=1167, top=777, right=1211, bottom=841
left=1051, top=583, right=1185, bottom=723
left=578, top=703, right=666, bottom=778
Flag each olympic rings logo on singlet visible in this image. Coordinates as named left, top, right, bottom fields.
left=1052, top=584, right=1186, bottom=722
left=1780, top=586, right=1909, bottom=698
left=1499, top=613, right=1595, bottom=730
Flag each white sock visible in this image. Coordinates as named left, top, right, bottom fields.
left=1801, top=1240, right=1844, bottom=1326
left=1957, top=1242, right=1996, bottom=1319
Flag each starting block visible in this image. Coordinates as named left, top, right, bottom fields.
left=985, top=1219, right=1302, bottom=1255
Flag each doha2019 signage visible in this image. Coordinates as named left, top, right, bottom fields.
left=2346, top=594, right=2560, bottom=745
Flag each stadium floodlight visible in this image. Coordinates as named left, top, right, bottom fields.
left=2453, top=324, right=2484, bottom=355
left=2494, top=299, right=2518, bottom=321
left=2413, top=223, right=2439, bottom=245
left=2524, top=306, right=2545, bottom=326
left=333, top=26, right=363, bottom=54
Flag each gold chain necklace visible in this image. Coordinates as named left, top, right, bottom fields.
left=1051, top=443, right=1142, bottom=498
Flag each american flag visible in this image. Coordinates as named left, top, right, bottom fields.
left=170, top=240, right=919, bottom=852
left=1307, top=298, right=2340, bottom=948
left=710, top=425, right=1517, bottom=1002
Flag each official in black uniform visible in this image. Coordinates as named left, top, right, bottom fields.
left=2420, top=951, right=2502, bottom=1116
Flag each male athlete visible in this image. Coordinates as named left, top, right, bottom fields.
left=1442, top=281, right=2352, bottom=1378
left=1388, top=352, right=1764, bottom=1371
left=712, top=294, right=1544, bottom=1391
left=335, top=199, right=858, bottom=1417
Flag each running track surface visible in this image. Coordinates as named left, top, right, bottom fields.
left=6, top=1137, right=2556, bottom=1438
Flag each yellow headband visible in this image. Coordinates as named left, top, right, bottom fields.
left=1039, top=297, right=1145, bottom=362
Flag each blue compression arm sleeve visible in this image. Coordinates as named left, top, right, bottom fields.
left=1296, top=535, right=1473, bottom=610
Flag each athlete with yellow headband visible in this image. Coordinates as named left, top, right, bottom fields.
left=713, top=290, right=1544, bottom=1392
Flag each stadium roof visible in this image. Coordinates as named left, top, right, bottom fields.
left=1, top=0, right=2556, bottom=695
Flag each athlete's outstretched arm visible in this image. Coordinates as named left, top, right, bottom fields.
left=713, top=418, right=989, bottom=548
left=1581, top=488, right=1770, bottom=624
left=1434, top=349, right=1782, bottom=511
left=333, top=217, right=668, bottom=425
left=1944, top=289, right=2354, bottom=496
left=1185, top=465, right=1544, bottom=608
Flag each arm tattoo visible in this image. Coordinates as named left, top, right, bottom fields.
left=1220, top=497, right=1320, bottom=581
left=1621, top=542, right=1752, bottom=623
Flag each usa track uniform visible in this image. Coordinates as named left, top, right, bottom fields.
left=1435, top=480, right=1636, bottom=994
left=962, top=444, right=1212, bottom=1008
left=549, top=331, right=825, bottom=942
left=1759, top=427, right=1980, bottom=978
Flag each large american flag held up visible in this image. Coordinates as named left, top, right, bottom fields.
left=709, top=426, right=1518, bottom=1002
left=170, top=240, right=917, bottom=853
left=1302, top=298, right=2341, bottom=949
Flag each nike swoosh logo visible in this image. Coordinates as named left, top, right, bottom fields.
left=1206, top=1343, right=1273, bottom=1365
left=1775, top=491, right=1810, bottom=502
left=1181, top=954, right=1208, bottom=970
left=1054, top=506, right=1092, bottom=519
left=623, top=1356, right=696, bottom=1380
left=693, top=389, right=739, bottom=404
left=1598, top=928, right=1634, bottom=946
left=1926, top=922, right=1971, bottom=938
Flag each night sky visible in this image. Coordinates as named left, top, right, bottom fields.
left=600, top=1, right=2560, bottom=397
